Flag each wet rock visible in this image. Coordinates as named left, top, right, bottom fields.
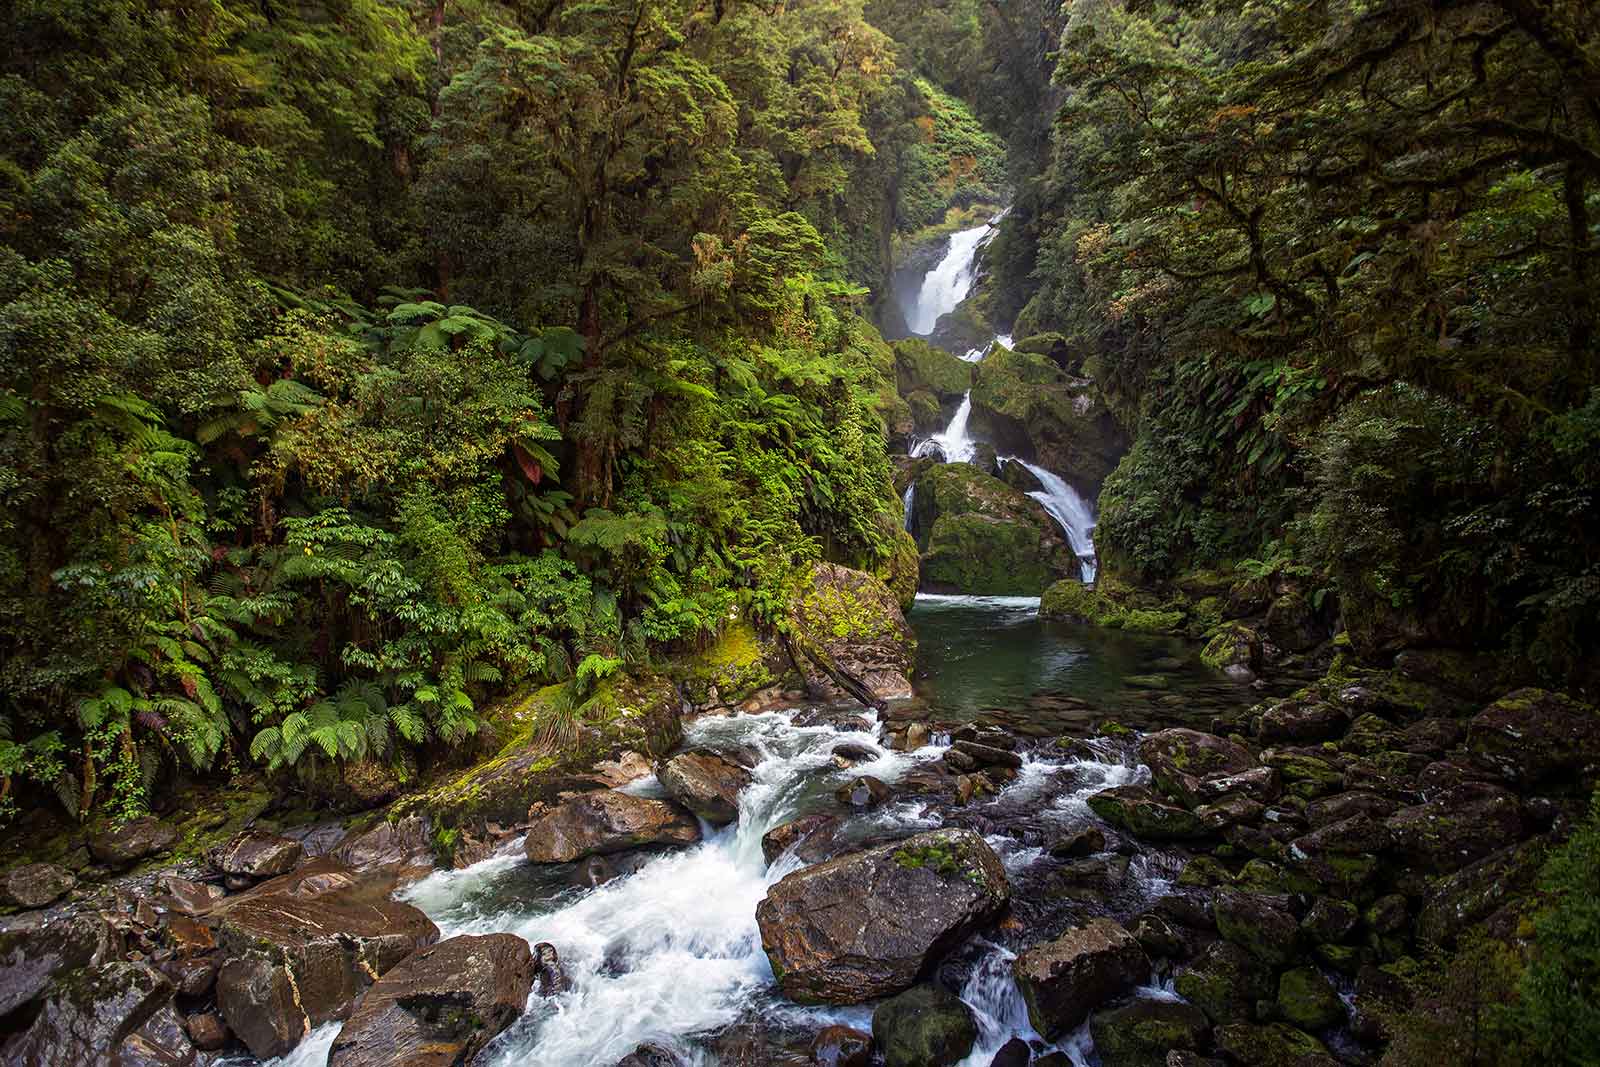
left=159, top=957, right=217, bottom=997
left=0, top=913, right=118, bottom=1017
left=1260, top=751, right=1343, bottom=800
left=156, top=874, right=224, bottom=916
left=834, top=775, right=892, bottom=810
left=951, top=740, right=1023, bottom=770
left=1, top=961, right=194, bottom=1066
left=1366, top=893, right=1409, bottom=935
left=118, top=1003, right=198, bottom=1067
left=1257, top=699, right=1348, bottom=745
left=331, top=814, right=435, bottom=872
left=185, top=1012, right=229, bottom=1051
left=756, top=829, right=1009, bottom=1003
left=1196, top=794, right=1266, bottom=831
left=1194, top=766, right=1281, bottom=805
left=0, top=863, right=77, bottom=910
left=1088, top=785, right=1208, bottom=841
left=1049, top=825, right=1106, bottom=858
left=1467, top=688, right=1600, bottom=786
left=1013, top=918, right=1151, bottom=1037
left=1214, top=1022, right=1332, bottom=1066
left=1090, top=999, right=1210, bottom=1067
left=526, top=790, right=701, bottom=863
left=988, top=1036, right=1032, bottom=1067
left=1300, top=898, right=1359, bottom=944
left=832, top=742, right=879, bottom=765
left=762, top=814, right=844, bottom=865
left=1276, top=967, right=1344, bottom=1030
left=870, top=984, right=977, bottom=1067
left=163, top=914, right=215, bottom=957
left=532, top=941, right=568, bottom=996
left=1175, top=941, right=1273, bottom=1025
left=87, top=815, right=178, bottom=868
left=1214, top=891, right=1299, bottom=967
left=1417, top=837, right=1548, bottom=947
left=1399, top=717, right=1466, bottom=755
left=1384, top=782, right=1527, bottom=875
left=658, top=750, right=753, bottom=825
left=1417, top=756, right=1499, bottom=793
left=212, top=859, right=440, bottom=1058
left=1201, top=622, right=1263, bottom=682
left=1130, top=913, right=1187, bottom=959
left=328, top=933, right=534, bottom=1067
left=1285, top=814, right=1388, bottom=893
left=945, top=747, right=980, bottom=773
left=1303, top=791, right=1396, bottom=828
left=215, top=829, right=305, bottom=881
left=1139, top=729, right=1256, bottom=809
left=810, top=1024, right=873, bottom=1067
left=618, top=1043, right=686, bottom=1067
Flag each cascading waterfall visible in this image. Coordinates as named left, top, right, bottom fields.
left=902, top=483, right=916, bottom=531
left=911, top=392, right=976, bottom=464
left=906, top=223, right=995, bottom=336
left=1001, top=458, right=1099, bottom=583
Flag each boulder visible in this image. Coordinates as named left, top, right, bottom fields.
left=211, top=859, right=440, bottom=1058
left=332, top=815, right=437, bottom=873
left=185, top=1012, right=229, bottom=1051
left=1200, top=623, right=1263, bottom=682
left=871, top=984, right=977, bottom=1067
left=1050, top=825, right=1107, bottom=858
left=657, top=750, right=752, bottom=825
left=0, top=914, right=118, bottom=1018
left=1417, top=838, right=1548, bottom=947
left=968, top=346, right=1128, bottom=487
left=87, top=815, right=177, bottom=868
left=1467, top=688, right=1600, bottom=786
left=1214, top=891, right=1300, bottom=967
left=1276, top=967, right=1344, bottom=1030
left=1, top=961, right=195, bottom=1067
left=215, top=829, right=305, bottom=880
left=810, top=1024, right=873, bottom=1067
left=328, top=934, right=535, bottom=1067
left=761, top=814, right=844, bottom=866
left=1041, top=579, right=1115, bottom=623
left=1264, top=593, right=1323, bottom=652
left=756, top=829, right=1009, bottom=1003
left=1175, top=941, right=1273, bottom=1025
left=0, top=863, right=77, bottom=910
left=834, top=775, right=892, bottom=810
left=1214, top=1022, right=1332, bottom=1066
left=790, top=562, right=917, bottom=702
left=951, top=740, right=1023, bottom=770
left=1300, top=898, right=1359, bottom=945
left=1384, top=782, right=1527, bottom=875
left=1285, top=814, right=1389, bottom=893
left=1088, top=785, right=1208, bottom=841
left=1257, top=700, right=1348, bottom=745
left=1304, top=791, right=1396, bottom=828
left=1012, top=918, right=1151, bottom=1037
left=1139, top=729, right=1256, bottom=808
left=894, top=337, right=974, bottom=400
left=1090, top=999, right=1210, bottom=1067
left=156, top=874, right=225, bottom=916
left=525, top=790, right=701, bottom=863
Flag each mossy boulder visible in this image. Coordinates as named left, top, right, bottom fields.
left=1012, top=332, right=1081, bottom=372
left=1275, top=967, right=1344, bottom=1030
left=1201, top=623, right=1263, bottom=681
left=914, top=463, right=1075, bottom=594
left=1467, top=687, right=1600, bottom=787
left=1214, top=1022, right=1331, bottom=1066
left=1214, top=890, right=1301, bottom=967
left=395, top=674, right=683, bottom=830
left=1175, top=941, right=1273, bottom=1025
left=906, top=389, right=944, bottom=436
left=969, top=346, right=1128, bottom=488
left=678, top=619, right=783, bottom=710
left=1090, top=999, right=1211, bottom=1067
left=1041, top=579, right=1115, bottom=623
left=790, top=562, right=916, bottom=702
left=871, top=984, right=978, bottom=1067
left=1088, top=785, right=1208, bottom=841
left=893, top=337, right=973, bottom=400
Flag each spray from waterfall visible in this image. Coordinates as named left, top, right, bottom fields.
left=1001, top=458, right=1099, bottom=583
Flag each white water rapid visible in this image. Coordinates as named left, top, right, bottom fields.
left=911, top=392, right=976, bottom=464
left=905, top=223, right=996, bottom=336
left=1002, top=458, right=1099, bottom=583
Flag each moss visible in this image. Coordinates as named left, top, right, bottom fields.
left=1040, top=579, right=1114, bottom=622
left=678, top=618, right=776, bottom=706
left=1118, top=608, right=1185, bottom=633
left=1276, top=967, right=1346, bottom=1029
left=893, top=337, right=974, bottom=399
left=878, top=529, right=920, bottom=611
left=923, top=513, right=1060, bottom=595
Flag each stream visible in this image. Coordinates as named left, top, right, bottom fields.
left=254, top=598, right=1256, bottom=1067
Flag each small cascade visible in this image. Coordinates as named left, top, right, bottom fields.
left=901, top=483, right=916, bottom=531
left=1002, top=458, right=1099, bottom=583
left=912, top=392, right=976, bottom=464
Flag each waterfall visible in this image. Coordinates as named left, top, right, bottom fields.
left=1002, top=458, right=1099, bottom=583
left=906, top=219, right=1003, bottom=336
left=911, top=393, right=976, bottom=464
left=901, top=483, right=916, bottom=531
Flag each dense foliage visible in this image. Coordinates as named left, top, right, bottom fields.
left=0, top=0, right=998, bottom=820
left=958, top=0, right=1600, bottom=691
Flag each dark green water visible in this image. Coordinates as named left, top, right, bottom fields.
left=906, top=594, right=1256, bottom=730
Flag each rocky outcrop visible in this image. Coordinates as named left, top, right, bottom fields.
left=328, top=934, right=535, bottom=1067
left=87, top=816, right=178, bottom=868
left=211, top=859, right=440, bottom=1058
left=1139, top=729, right=1257, bottom=809
left=1090, top=999, right=1210, bottom=1067
left=0, top=915, right=119, bottom=1019
left=968, top=346, right=1128, bottom=489
left=756, top=829, right=1009, bottom=1003
left=893, top=337, right=974, bottom=401
left=1467, top=688, right=1600, bottom=786
left=1, top=961, right=197, bottom=1067
left=871, top=984, right=977, bottom=1067
left=657, top=750, right=752, bottom=825
left=1087, top=785, right=1208, bottom=841
left=1013, top=918, right=1151, bottom=1037
left=789, top=562, right=917, bottom=704
left=524, top=790, right=701, bottom=863
left=912, top=464, right=1075, bottom=595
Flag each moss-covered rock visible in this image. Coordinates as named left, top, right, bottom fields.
left=893, top=337, right=973, bottom=400
left=790, top=561, right=916, bottom=701
left=678, top=619, right=782, bottom=709
left=1090, top=998, right=1210, bottom=1067
left=905, top=389, right=944, bottom=436
left=878, top=529, right=920, bottom=611
left=1201, top=623, right=1263, bottom=681
left=1175, top=941, right=1273, bottom=1025
left=1214, top=1022, right=1330, bottom=1066
left=968, top=346, right=1128, bottom=488
left=914, top=463, right=1075, bottom=594
left=1040, top=580, right=1115, bottom=623
left=1275, top=967, right=1345, bottom=1030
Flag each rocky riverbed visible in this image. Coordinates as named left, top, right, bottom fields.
left=0, top=590, right=1591, bottom=1067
